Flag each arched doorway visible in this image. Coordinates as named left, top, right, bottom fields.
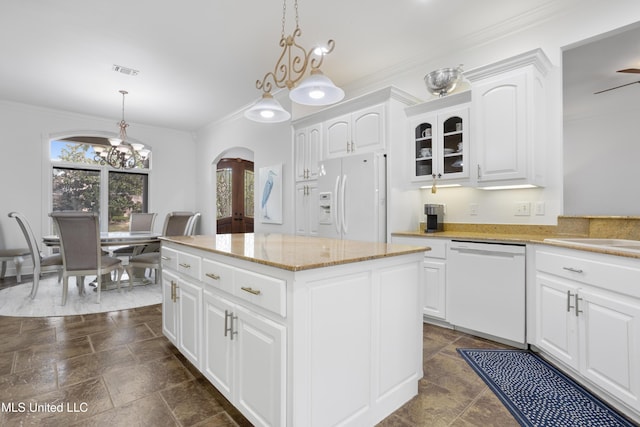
left=216, top=158, right=254, bottom=234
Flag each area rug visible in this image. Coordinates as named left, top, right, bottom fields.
left=0, top=275, right=162, bottom=317
left=457, top=349, right=636, bottom=427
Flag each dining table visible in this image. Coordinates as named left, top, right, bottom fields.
left=42, top=231, right=161, bottom=248
left=42, top=231, right=162, bottom=289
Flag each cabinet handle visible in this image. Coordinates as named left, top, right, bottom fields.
left=350, top=141, right=355, bottom=152
left=477, top=164, right=481, bottom=179
left=179, top=263, right=191, bottom=269
left=566, top=290, right=575, bottom=312
left=562, top=266, right=583, bottom=273
left=241, top=286, right=262, bottom=295
left=205, top=273, right=220, bottom=280
left=230, top=312, right=238, bottom=340
left=575, top=294, right=583, bottom=317
left=161, top=256, right=170, bottom=260
left=224, top=309, right=232, bottom=337
left=170, top=281, right=179, bottom=302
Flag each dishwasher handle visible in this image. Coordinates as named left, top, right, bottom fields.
left=449, top=240, right=525, bottom=256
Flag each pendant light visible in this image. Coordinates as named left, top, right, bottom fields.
left=245, top=0, right=344, bottom=123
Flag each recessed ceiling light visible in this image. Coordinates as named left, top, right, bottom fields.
left=112, top=64, right=139, bottom=76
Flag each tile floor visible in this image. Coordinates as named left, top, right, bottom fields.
left=0, top=288, right=519, bottom=427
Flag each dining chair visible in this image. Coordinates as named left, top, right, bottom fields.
left=8, top=212, right=63, bottom=298
left=49, top=211, right=123, bottom=305
left=186, top=212, right=201, bottom=235
left=126, top=251, right=162, bottom=289
left=0, top=248, right=30, bottom=284
left=112, top=212, right=157, bottom=258
left=127, top=211, right=196, bottom=284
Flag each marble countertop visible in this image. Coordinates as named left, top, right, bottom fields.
left=161, top=234, right=428, bottom=271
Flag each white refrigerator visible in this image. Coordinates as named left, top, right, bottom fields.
left=317, top=152, right=386, bottom=242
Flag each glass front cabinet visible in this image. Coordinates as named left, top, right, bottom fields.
left=408, top=104, right=469, bottom=183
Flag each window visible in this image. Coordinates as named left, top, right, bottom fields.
left=50, top=136, right=151, bottom=232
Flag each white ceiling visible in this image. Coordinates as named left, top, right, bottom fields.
left=0, top=0, right=635, bottom=132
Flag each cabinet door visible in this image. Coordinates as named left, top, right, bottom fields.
left=474, top=70, right=528, bottom=183
left=437, top=108, right=468, bottom=181
left=352, top=104, right=384, bottom=152
left=535, top=273, right=579, bottom=369
left=295, top=125, right=322, bottom=181
left=423, top=259, right=446, bottom=319
left=234, top=305, right=286, bottom=427
left=294, top=128, right=308, bottom=181
left=410, top=114, right=436, bottom=181
left=294, top=182, right=319, bottom=237
left=325, top=114, right=350, bottom=158
left=177, top=277, right=202, bottom=368
left=162, top=270, right=179, bottom=346
left=202, top=291, right=234, bottom=401
left=307, top=125, right=322, bottom=180
left=579, top=288, right=640, bottom=409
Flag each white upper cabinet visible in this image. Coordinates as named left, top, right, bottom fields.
left=466, top=49, right=552, bottom=188
left=294, top=124, right=322, bottom=181
left=325, top=104, right=385, bottom=158
left=405, top=91, right=471, bottom=185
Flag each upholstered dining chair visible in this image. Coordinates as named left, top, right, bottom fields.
left=49, top=212, right=123, bottom=305
left=186, top=212, right=201, bottom=236
left=127, top=211, right=196, bottom=285
left=0, top=248, right=30, bottom=284
left=112, top=212, right=157, bottom=258
left=8, top=212, right=63, bottom=298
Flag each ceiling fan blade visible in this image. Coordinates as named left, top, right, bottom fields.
left=617, top=68, right=640, bottom=74
left=594, top=80, right=640, bottom=94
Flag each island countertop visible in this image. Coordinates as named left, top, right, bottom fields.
left=161, top=233, right=429, bottom=271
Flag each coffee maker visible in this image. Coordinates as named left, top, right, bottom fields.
left=424, top=204, right=444, bottom=233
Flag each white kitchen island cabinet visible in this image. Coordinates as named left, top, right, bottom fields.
left=161, top=233, right=427, bottom=427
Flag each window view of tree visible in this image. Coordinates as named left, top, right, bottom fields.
left=109, top=172, right=148, bottom=231
left=52, top=168, right=100, bottom=212
left=50, top=138, right=150, bottom=232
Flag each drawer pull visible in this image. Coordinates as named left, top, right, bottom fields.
left=161, top=256, right=170, bottom=260
left=205, top=273, right=220, bottom=280
left=179, top=263, right=191, bottom=269
left=241, top=286, right=262, bottom=295
left=562, top=266, right=583, bottom=273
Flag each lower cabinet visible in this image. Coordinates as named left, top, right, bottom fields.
left=162, top=269, right=201, bottom=368
left=203, top=291, right=286, bottom=427
left=391, top=236, right=447, bottom=320
left=535, top=246, right=640, bottom=418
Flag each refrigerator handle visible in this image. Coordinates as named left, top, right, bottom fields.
left=341, top=174, right=348, bottom=234
left=333, top=175, right=341, bottom=235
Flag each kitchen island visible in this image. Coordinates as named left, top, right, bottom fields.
left=160, top=233, right=428, bottom=427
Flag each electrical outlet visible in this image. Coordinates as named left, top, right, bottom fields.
left=534, top=201, right=545, bottom=216
left=514, top=201, right=531, bottom=216
left=469, top=203, right=479, bottom=216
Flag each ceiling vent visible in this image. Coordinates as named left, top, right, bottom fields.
left=112, top=64, right=139, bottom=76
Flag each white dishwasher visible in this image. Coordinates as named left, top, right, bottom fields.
left=447, top=240, right=526, bottom=344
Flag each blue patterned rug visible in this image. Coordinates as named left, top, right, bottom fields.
left=458, top=349, right=636, bottom=427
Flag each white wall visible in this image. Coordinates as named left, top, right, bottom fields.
left=0, top=101, right=196, bottom=273
left=193, top=92, right=294, bottom=235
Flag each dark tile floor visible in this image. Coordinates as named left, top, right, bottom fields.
left=0, top=297, right=518, bottom=426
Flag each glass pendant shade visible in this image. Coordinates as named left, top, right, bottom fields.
left=289, top=69, right=345, bottom=106
left=108, top=136, right=122, bottom=146
left=245, top=92, right=291, bottom=123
